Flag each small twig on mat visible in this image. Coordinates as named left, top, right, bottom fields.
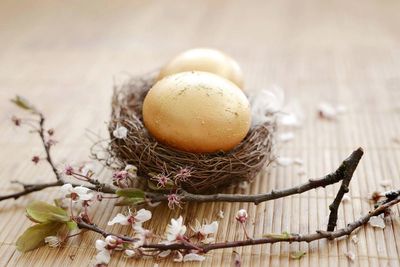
left=326, top=148, right=364, bottom=231
left=75, top=191, right=400, bottom=253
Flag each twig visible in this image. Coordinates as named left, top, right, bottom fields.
left=75, top=218, right=139, bottom=243
left=0, top=148, right=363, bottom=206
left=76, top=192, right=400, bottom=253
left=147, top=148, right=364, bottom=205
left=326, top=148, right=363, bottom=231
left=0, top=181, right=63, bottom=201
left=37, top=113, right=62, bottom=181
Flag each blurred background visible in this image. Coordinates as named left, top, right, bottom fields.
left=1, top=0, right=400, bottom=266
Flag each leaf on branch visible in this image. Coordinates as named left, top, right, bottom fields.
left=11, top=95, right=37, bottom=112
left=116, top=188, right=145, bottom=198
left=66, top=221, right=78, bottom=230
left=263, top=231, right=292, bottom=239
left=16, top=222, right=63, bottom=252
left=115, top=197, right=145, bottom=206
left=26, top=201, right=70, bottom=223
left=290, top=251, right=306, bottom=260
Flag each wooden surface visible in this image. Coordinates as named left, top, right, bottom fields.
left=1, top=0, right=400, bottom=266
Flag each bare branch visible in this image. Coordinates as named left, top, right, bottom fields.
left=147, top=148, right=364, bottom=205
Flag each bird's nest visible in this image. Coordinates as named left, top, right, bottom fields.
left=108, top=73, right=275, bottom=193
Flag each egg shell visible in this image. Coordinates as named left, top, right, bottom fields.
left=158, top=48, right=244, bottom=88
left=143, top=71, right=251, bottom=153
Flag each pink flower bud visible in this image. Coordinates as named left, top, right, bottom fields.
left=235, top=209, right=248, bottom=223
left=64, top=165, right=74, bottom=176
left=31, top=155, right=40, bottom=164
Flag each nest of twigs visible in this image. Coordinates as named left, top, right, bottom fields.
left=108, top=73, right=275, bottom=193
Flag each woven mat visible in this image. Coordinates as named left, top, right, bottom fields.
left=1, top=0, right=400, bottom=266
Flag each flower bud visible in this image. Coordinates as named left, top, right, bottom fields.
left=235, top=209, right=248, bottom=223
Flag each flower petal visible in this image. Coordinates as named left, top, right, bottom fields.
left=113, top=126, right=128, bottom=139
left=158, top=250, right=171, bottom=258
left=135, top=209, right=152, bottom=223
left=108, top=213, right=130, bottom=226
left=202, top=221, right=218, bottom=235
left=95, top=250, right=111, bottom=264
left=95, top=240, right=107, bottom=251
left=183, top=253, right=205, bottom=262
left=60, top=183, right=73, bottom=194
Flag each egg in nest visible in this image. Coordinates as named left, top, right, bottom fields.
left=143, top=71, right=251, bottom=153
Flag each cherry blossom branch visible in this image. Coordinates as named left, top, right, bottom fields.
left=147, top=148, right=364, bottom=205
left=37, top=113, right=61, bottom=181
left=74, top=218, right=139, bottom=243
left=75, top=191, right=400, bottom=253
left=0, top=181, right=63, bottom=201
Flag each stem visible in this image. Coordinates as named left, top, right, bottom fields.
left=0, top=148, right=363, bottom=206
left=148, top=148, right=364, bottom=204
left=38, top=113, right=61, bottom=181
left=75, top=218, right=139, bottom=243
left=326, top=148, right=363, bottom=231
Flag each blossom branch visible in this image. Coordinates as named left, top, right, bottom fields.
left=76, top=190, right=400, bottom=253
left=37, top=113, right=61, bottom=181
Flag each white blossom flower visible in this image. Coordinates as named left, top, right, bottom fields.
left=317, top=102, right=347, bottom=120
left=191, top=220, right=218, bottom=244
left=95, top=239, right=111, bottom=265
left=96, top=239, right=107, bottom=250
left=183, top=253, right=206, bottom=262
left=113, top=126, right=128, bottom=139
left=60, top=183, right=93, bottom=202
left=368, top=215, right=386, bottom=229
left=135, top=209, right=152, bottom=224
left=158, top=249, right=171, bottom=258
left=236, top=209, right=248, bottom=223
left=124, top=249, right=136, bottom=258
left=132, top=224, right=152, bottom=248
left=166, top=216, right=186, bottom=242
left=108, top=213, right=131, bottom=226
left=107, top=209, right=152, bottom=226
left=44, top=236, right=61, bottom=248
left=95, top=250, right=111, bottom=265
left=105, top=235, right=120, bottom=248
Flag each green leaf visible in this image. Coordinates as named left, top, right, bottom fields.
left=263, top=231, right=292, bottom=239
left=66, top=221, right=78, bottom=230
left=116, top=188, right=145, bottom=198
left=16, top=222, right=63, bottom=252
left=26, top=201, right=69, bottom=223
left=290, top=251, right=306, bottom=260
left=10, top=95, right=36, bottom=112
left=115, top=197, right=144, bottom=206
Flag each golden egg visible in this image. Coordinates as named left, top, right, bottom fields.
left=143, top=71, right=251, bottom=153
left=158, top=48, right=244, bottom=88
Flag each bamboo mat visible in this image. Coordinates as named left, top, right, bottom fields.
left=1, top=0, right=400, bottom=266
